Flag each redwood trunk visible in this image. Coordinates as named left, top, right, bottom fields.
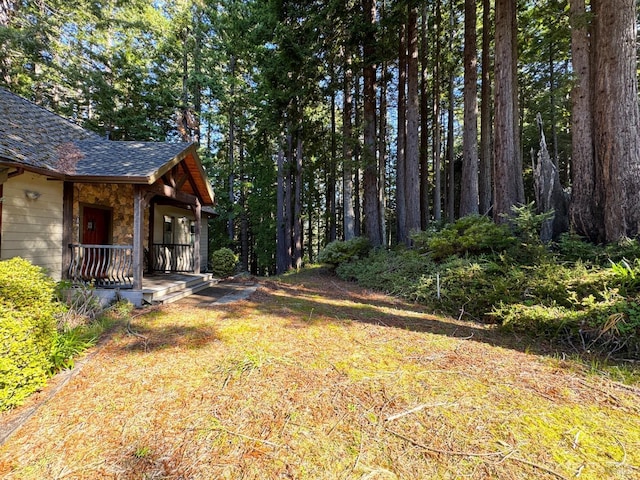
left=568, top=0, right=598, bottom=240
left=493, top=0, right=524, bottom=222
left=460, top=0, right=479, bottom=217
left=362, top=0, right=382, bottom=246
left=592, top=0, right=640, bottom=241
left=405, top=2, right=421, bottom=239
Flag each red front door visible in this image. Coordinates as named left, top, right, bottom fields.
left=82, top=206, right=111, bottom=245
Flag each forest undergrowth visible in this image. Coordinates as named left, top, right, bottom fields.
left=327, top=209, right=640, bottom=370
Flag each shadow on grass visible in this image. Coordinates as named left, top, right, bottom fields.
left=118, top=309, right=221, bottom=352
left=253, top=270, right=640, bottom=370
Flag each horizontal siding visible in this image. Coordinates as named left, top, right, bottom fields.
left=1, top=173, right=64, bottom=280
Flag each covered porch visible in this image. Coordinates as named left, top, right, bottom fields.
left=62, top=142, right=216, bottom=306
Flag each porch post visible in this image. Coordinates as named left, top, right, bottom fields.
left=194, top=198, right=201, bottom=273
left=148, top=199, right=155, bottom=274
left=133, top=185, right=144, bottom=290
left=62, top=182, right=73, bottom=279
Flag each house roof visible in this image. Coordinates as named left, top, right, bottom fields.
left=0, top=88, right=214, bottom=205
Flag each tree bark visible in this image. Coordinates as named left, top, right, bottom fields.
left=227, top=55, right=236, bottom=243
left=293, top=134, right=303, bottom=269
left=420, top=2, right=430, bottom=228
left=328, top=69, right=337, bottom=243
left=592, top=0, right=640, bottom=242
left=396, top=20, right=408, bottom=244
left=493, top=0, right=524, bottom=222
left=568, top=0, right=598, bottom=240
left=433, top=0, right=442, bottom=222
left=343, top=51, right=356, bottom=240
left=362, top=0, right=382, bottom=246
left=276, top=148, right=288, bottom=274
left=533, top=114, right=569, bottom=242
left=460, top=0, right=479, bottom=217
left=378, top=62, right=388, bottom=246
left=446, top=73, right=455, bottom=222
left=405, top=1, right=421, bottom=241
left=479, top=0, right=492, bottom=215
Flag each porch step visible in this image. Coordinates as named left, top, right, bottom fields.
left=142, top=273, right=219, bottom=305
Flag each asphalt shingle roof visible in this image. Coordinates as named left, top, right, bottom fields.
left=0, top=88, right=192, bottom=180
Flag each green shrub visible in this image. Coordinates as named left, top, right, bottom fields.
left=318, top=237, right=372, bottom=268
left=210, top=248, right=238, bottom=277
left=0, top=257, right=59, bottom=349
left=0, top=258, right=61, bottom=411
left=337, top=248, right=432, bottom=297
left=412, top=215, right=516, bottom=261
left=0, top=304, right=52, bottom=410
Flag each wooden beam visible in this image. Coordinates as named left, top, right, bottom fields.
left=62, top=182, right=73, bottom=279
left=146, top=182, right=198, bottom=206
left=175, top=163, right=189, bottom=189
left=133, top=185, right=144, bottom=290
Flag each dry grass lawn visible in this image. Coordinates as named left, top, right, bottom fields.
left=1, top=267, right=639, bottom=479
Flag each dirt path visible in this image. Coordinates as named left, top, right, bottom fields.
left=0, top=268, right=638, bottom=479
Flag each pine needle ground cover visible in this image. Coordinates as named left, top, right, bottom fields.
left=0, top=268, right=638, bottom=480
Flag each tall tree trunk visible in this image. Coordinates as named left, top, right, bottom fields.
left=227, top=55, right=236, bottom=243
left=354, top=74, right=362, bottom=237
left=362, top=0, right=382, bottom=246
left=568, top=0, right=597, bottom=240
left=548, top=40, right=558, bottom=168
left=192, top=5, right=203, bottom=146
left=396, top=21, right=408, bottom=244
left=433, top=0, right=442, bottom=222
left=479, top=0, right=492, bottom=215
left=378, top=62, right=388, bottom=246
left=343, top=51, right=356, bottom=240
left=405, top=1, right=421, bottom=241
left=460, top=0, right=479, bottom=217
left=239, top=131, right=249, bottom=271
left=293, top=134, right=303, bottom=269
left=592, top=0, right=640, bottom=242
left=420, top=2, right=430, bottom=228
left=328, top=67, right=337, bottom=242
left=285, top=129, right=293, bottom=267
left=276, top=148, right=288, bottom=274
left=446, top=71, right=455, bottom=222
left=493, top=0, right=524, bottom=222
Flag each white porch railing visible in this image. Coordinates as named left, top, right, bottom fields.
left=68, top=244, right=134, bottom=288
left=151, top=243, right=194, bottom=272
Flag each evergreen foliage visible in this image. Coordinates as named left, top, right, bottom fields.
left=318, top=237, right=372, bottom=268
left=210, top=248, right=239, bottom=277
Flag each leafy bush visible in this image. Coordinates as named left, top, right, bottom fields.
left=412, top=215, right=516, bottom=261
left=210, top=248, right=238, bottom=277
left=318, top=237, right=371, bottom=268
left=0, top=304, right=52, bottom=410
left=0, top=258, right=60, bottom=411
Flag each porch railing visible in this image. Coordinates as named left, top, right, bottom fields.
left=151, top=243, right=194, bottom=272
left=68, top=244, right=134, bottom=288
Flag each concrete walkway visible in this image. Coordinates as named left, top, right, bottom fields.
left=173, top=280, right=259, bottom=307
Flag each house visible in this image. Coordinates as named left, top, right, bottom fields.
left=0, top=88, right=216, bottom=306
